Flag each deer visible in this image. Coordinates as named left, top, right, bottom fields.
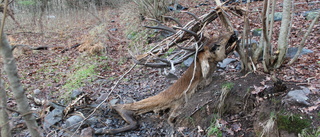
left=95, top=5, right=242, bottom=135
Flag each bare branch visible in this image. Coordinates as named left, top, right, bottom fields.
left=163, top=16, right=183, bottom=27
left=144, top=18, right=177, bottom=33
left=182, top=11, right=200, bottom=21
left=173, top=26, right=199, bottom=41
left=134, top=6, right=243, bottom=68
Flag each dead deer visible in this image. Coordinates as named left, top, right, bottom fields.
left=95, top=32, right=237, bottom=135
left=95, top=6, right=242, bottom=135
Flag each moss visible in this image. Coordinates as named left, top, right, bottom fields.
left=277, top=114, right=311, bottom=134
left=222, top=82, right=234, bottom=91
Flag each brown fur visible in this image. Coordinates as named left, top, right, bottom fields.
left=95, top=35, right=232, bottom=135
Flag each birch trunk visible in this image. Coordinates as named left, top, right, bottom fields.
left=274, top=0, right=292, bottom=68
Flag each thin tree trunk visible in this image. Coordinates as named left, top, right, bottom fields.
left=268, top=0, right=276, bottom=54
left=0, top=78, right=11, bottom=137
left=289, top=10, right=319, bottom=64
left=274, top=0, right=292, bottom=68
left=261, top=0, right=271, bottom=72
left=0, top=32, right=42, bottom=137
left=0, top=1, right=41, bottom=135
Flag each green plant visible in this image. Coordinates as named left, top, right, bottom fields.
left=165, top=47, right=176, bottom=57
left=221, top=82, right=234, bottom=91
left=277, top=114, right=311, bottom=135
left=186, top=116, right=195, bottom=127
left=299, top=127, right=320, bottom=137
left=63, top=64, right=97, bottom=91
left=207, top=114, right=222, bottom=137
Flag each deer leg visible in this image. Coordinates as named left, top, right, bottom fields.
left=167, top=104, right=180, bottom=127
left=95, top=107, right=138, bottom=135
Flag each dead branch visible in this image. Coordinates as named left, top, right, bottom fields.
left=134, top=6, right=244, bottom=68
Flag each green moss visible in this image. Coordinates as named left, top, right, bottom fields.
left=63, top=64, right=97, bottom=91
left=222, top=82, right=234, bottom=91
left=277, top=114, right=311, bottom=134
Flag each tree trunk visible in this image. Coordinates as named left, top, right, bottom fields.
left=288, top=10, right=319, bottom=64
left=261, top=0, right=272, bottom=72
left=274, top=0, right=293, bottom=68
left=0, top=33, right=41, bottom=137
left=0, top=78, right=11, bottom=137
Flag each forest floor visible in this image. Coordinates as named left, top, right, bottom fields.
left=2, top=0, right=319, bottom=136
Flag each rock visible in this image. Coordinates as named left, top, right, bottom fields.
left=71, top=90, right=83, bottom=99
left=271, top=12, right=283, bottom=21
left=123, top=97, right=135, bottom=104
left=80, top=127, right=94, bottom=136
left=110, top=98, right=119, bottom=106
left=33, top=89, right=41, bottom=95
left=252, top=28, right=262, bottom=36
left=183, top=56, right=194, bottom=67
left=44, top=108, right=63, bottom=130
left=109, top=28, right=118, bottom=31
left=105, top=119, right=113, bottom=125
left=282, top=86, right=311, bottom=107
left=86, top=117, right=99, bottom=125
left=218, top=58, right=237, bottom=69
left=303, top=10, right=320, bottom=20
left=285, top=47, right=313, bottom=58
left=168, top=4, right=188, bottom=11
left=64, top=115, right=84, bottom=131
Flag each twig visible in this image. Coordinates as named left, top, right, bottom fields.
left=183, top=34, right=202, bottom=103
left=0, top=0, right=8, bottom=40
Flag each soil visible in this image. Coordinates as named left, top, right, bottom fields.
left=2, top=0, right=319, bottom=137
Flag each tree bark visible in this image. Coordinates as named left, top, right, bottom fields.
left=261, top=0, right=271, bottom=72
left=0, top=33, right=41, bottom=137
left=268, top=0, right=276, bottom=54
left=0, top=78, right=11, bottom=137
left=288, top=10, right=319, bottom=65
left=274, top=0, right=293, bottom=68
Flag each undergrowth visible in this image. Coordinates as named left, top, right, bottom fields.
left=207, top=114, right=223, bottom=137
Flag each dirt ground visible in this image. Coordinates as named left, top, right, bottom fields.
left=2, top=0, right=319, bottom=136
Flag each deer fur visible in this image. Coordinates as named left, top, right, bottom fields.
left=95, top=34, right=233, bottom=135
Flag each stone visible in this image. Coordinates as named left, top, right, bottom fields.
left=71, top=90, right=83, bottom=99
left=303, top=10, right=320, bottom=20
left=80, top=127, right=94, bottom=136
left=109, top=28, right=118, bottom=31
left=44, top=108, right=63, bottom=130
left=271, top=12, right=283, bottom=21
left=65, top=115, right=84, bottom=131
left=33, top=89, right=41, bottom=95
left=252, top=29, right=262, bottom=36
left=218, top=58, right=237, bottom=69
left=110, top=99, right=119, bottom=106
left=282, top=86, right=311, bottom=107
left=86, top=117, right=99, bottom=125
left=285, top=47, right=313, bottom=58
left=183, top=56, right=194, bottom=67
